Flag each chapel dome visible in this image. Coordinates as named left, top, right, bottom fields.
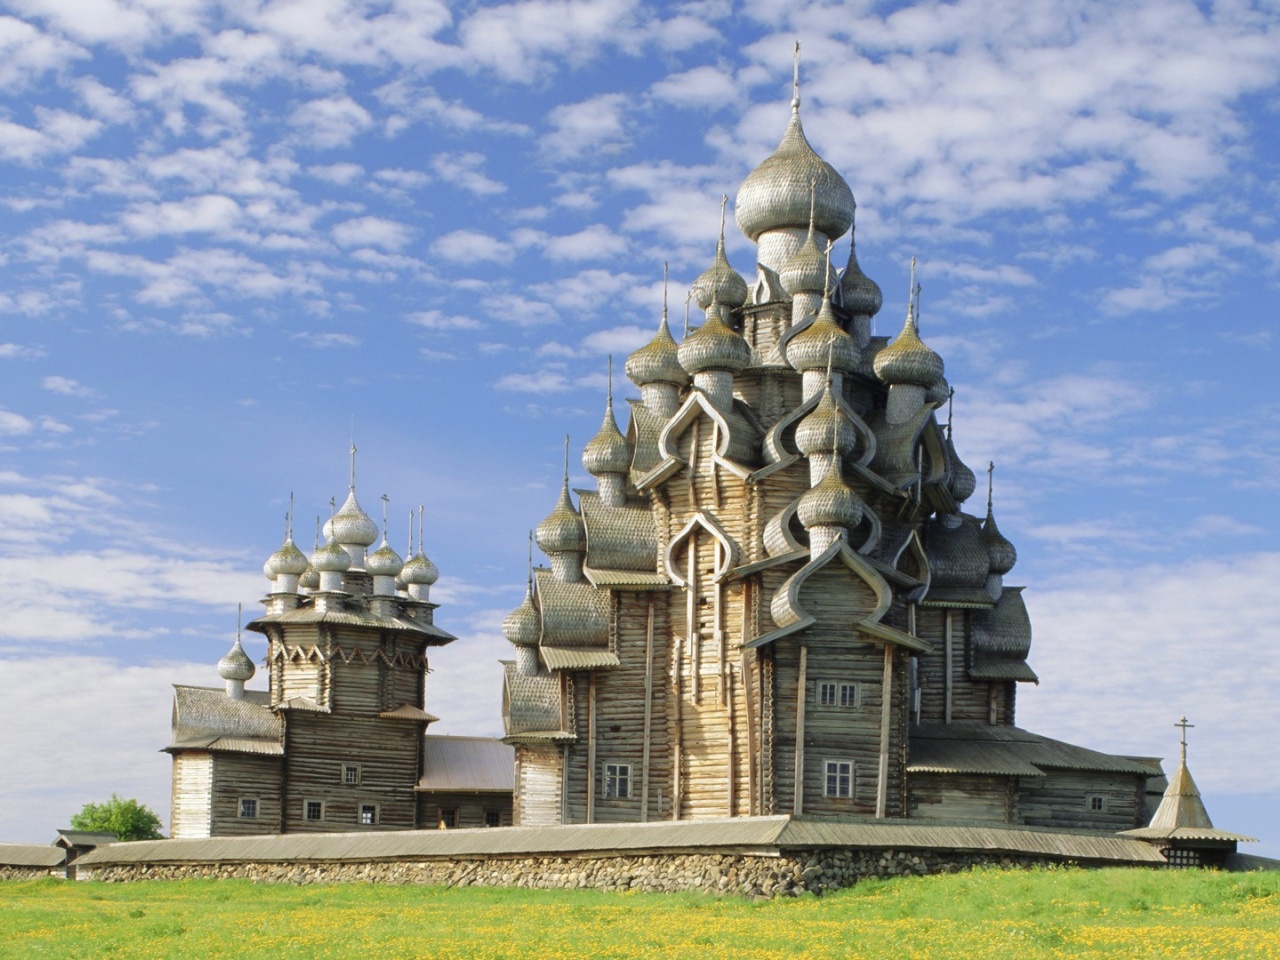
left=735, top=107, right=855, bottom=243
left=502, top=586, right=541, bottom=647
left=795, top=384, right=856, bottom=459
left=311, top=536, right=351, bottom=574
left=365, top=539, right=405, bottom=578
left=784, top=293, right=860, bottom=374
left=677, top=304, right=752, bottom=375
left=264, top=536, right=309, bottom=580
left=625, top=315, right=687, bottom=387
left=401, top=550, right=439, bottom=586
left=690, top=233, right=748, bottom=310
left=324, top=490, right=379, bottom=548
left=779, top=220, right=829, bottom=296
left=797, top=463, right=863, bottom=531
left=536, top=482, right=586, bottom=555
left=873, top=306, right=944, bottom=387
left=982, top=508, right=1017, bottom=576
left=839, top=231, right=883, bottom=318
left=582, top=396, right=632, bottom=477
left=217, top=638, right=256, bottom=682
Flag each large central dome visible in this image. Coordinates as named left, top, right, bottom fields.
left=735, top=104, right=856, bottom=243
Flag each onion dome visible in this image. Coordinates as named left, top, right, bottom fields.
left=785, top=291, right=859, bottom=374
left=924, top=514, right=990, bottom=588
left=735, top=94, right=855, bottom=243
left=691, top=200, right=748, bottom=309
left=299, top=562, right=319, bottom=591
left=626, top=313, right=687, bottom=387
left=502, top=583, right=541, bottom=647
left=366, top=537, right=404, bottom=578
left=582, top=378, right=632, bottom=477
left=780, top=208, right=829, bottom=296
left=839, top=230, right=882, bottom=318
left=536, top=469, right=586, bottom=556
left=324, top=489, right=379, bottom=548
left=217, top=638, right=255, bottom=682
left=946, top=435, right=977, bottom=504
left=873, top=301, right=944, bottom=387
left=982, top=508, right=1017, bottom=575
left=264, top=536, right=308, bottom=580
left=678, top=303, right=752, bottom=375
left=311, top=535, right=351, bottom=573
left=401, top=550, right=439, bottom=586
left=796, top=382, right=856, bottom=458
left=797, top=461, right=862, bottom=531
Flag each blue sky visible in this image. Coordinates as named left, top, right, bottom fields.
left=1, top=0, right=1277, bottom=854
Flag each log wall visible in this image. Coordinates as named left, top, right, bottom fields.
left=170, top=752, right=213, bottom=840
left=514, top=745, right=563, bottom=827
left=1018, top=771, right=1146, bottom=831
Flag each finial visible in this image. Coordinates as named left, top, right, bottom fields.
left=1175, top=716, right=1194, bottom=765
left=526, top=530, right=534, bottom=589
left=349, top=443, right=357, bottom=491
left=792, top=40, right=801, bottom=111
left=380, top=493, right=389, bottom=541
left=407, top=509, right=414, bottom=557
left=987, top=461, right=995, bottom=513
left=417, top=505, right=425, bottom=556
left=236, top=602, right=242, bottom=640
left=825, top=341, right=834, bottom=386
left=563, top=434, right=571, bottom=485
left=808, top=178, right=817, bottom=236
left=662, top=262, right=669, bottom=323
left=906, top=256, right=918, bottom=328
left=823, top=238, right=834, bottom=299
left=718, top=194, right=728, bottom=246
left=947, top=388, right=955, bottom=438
left=313, top=516, right=321, bottom=550
left=287, top=492, right=294, bottom=540
left=684, top=290, right=691, bottom=337
left=606, top=355, right=615, bottom=414
left=329, top=496, right=336, bottom=519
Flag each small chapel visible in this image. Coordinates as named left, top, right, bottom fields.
left=498, top=54, right=1158, bottom=830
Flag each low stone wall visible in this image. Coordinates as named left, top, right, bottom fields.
left=0, top=866, right=58, bottom=881
left=85, top=848, right=1069, bottom=898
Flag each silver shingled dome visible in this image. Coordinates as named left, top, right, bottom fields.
left=365, top=538, right=405, bottom=578
left=217, top=638, right=256, bottom=682
left=502, top=584, right=541, bottom=647
left=535, top=479, right=586, bottom=555
left=677, top=303, right=752, bottom=375
left=323, top=490, right=379, bottom=548
left=582, top=394, right=632, bottom=477
left=625, top=314, right=688, bottom=387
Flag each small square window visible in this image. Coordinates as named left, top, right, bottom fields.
left=824, top=760, right=854, bottom=799
left=484, top=810, right=501, bottom=828
left=359, top=804, right=379, bottom=825
left=818, top=682, right=837, bottom=706
left=342, top=764, right=361, bottom=785
left=438, top=808, right=456, bottom=829
left=604, top=762, right=631, bottom=799
left=840, top=683, right=858, bottom=708
left=304, top=799, right=324, bottom=821
left=1087, top=794, right=1107, bottom=812
left=239, top=798, right=258, bottom=819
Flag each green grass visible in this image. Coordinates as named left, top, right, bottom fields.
left=1, top=868, right=1278, bottom=959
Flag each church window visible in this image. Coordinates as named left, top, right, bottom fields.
left=438, top=808, right=457, bottom=829
left=1086, top=794, right=1108, bottom=813
left=359, top=804, right=379, bottom=825
left=603, top=762, right=631, bottom=799
left=342, top=763, right=361, bottom=785
left=1164, top=847, right=1201, bottom=868
left=484, top=810, right=502, bottom=828
left=239, top=798, right=258, bottom=819
left=824, top=760, right=854, bottom=799
left=818, top=681, right=859, bottom=708
left=304, top=799, right=324, bottom=821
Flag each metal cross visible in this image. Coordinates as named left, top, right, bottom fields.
left=1175, top=716, right=1195, bottom=763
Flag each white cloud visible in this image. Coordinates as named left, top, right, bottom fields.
left=292, top=331, right=359, bottom=348
left=581, top=324, right=650, bottom=354
left=542, top=93, right=632, bottom=160
left=308, top=161, right=365, bottom=184
left=331, top=216, right=413, bottom=251
left=0, top=15, right=86, bottom=90
left=408, top=310, right=483, bottom=331
left=42, top=375, right=96, bottom=398
left=494, top=367, right=573, bottom=393
left=649, top=64, right=737, bottom=108
left=0, top=409, right=34, bottom=435
left=430, top=152, right=506, bottom=196
left=1019, top=552, right=1280, bottom=795
left=289, top=95, right=373, bottom=149
left=430, top=229, right=514, bottom=263
left=120, top=194, right=244, bottom=237
left=0, top=107, right=102, bottom=163
left=459, top=0, right=645, bottom=82
left=374, top=78, right=530, bottom=135
left=512, top=224, right=629, bottom=262
left=0, top=343, right=45, bottom=359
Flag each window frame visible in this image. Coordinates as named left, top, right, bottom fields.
left=602, top=761, right=632, bottom=800
left=341, top=763, right=362, bottom=785
left=437, top=808, right=457, bottom=829
left=358, top=803, right=380, bottom=826
left=304, top=799, right=325, bottom=822
left=823, top=759, right=854, bottom=799
left=816, top=680, right=859, bottom=709
left=1086, top=794, right=1108, bottom=813
left=238, top=797, right=259, bottom=820
left=483, top=810, right=502, bottom=828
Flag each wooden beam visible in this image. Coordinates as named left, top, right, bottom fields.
left=741, top=647, right=757, bottom=818
left=726, top=662, right=735, bottom=817
left=793, top=643, right=807, bottom=816
left=560, top=743, right=569, bottom=825
left=586, top=672, right=596, bottom=824
left=876, top=644, right=894, bottom=819
left=641, top=596, right=654, bottom=823
left=944, top=610, right=953, bottom=725
left=689, top=535, right=700, bottom=703
left=988, top=682, right=997, bottom=725
left=672, top=619, right=683, bottom=821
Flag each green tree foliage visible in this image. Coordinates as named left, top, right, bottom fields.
left=70, top=793, right=164, bottom=841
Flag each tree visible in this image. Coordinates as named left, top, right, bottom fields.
left=70, top=794, right=164, bottom=841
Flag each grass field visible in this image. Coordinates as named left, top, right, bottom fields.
left=2, top=867, right=1278, bottom=959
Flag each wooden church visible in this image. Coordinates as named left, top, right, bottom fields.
left=165, top=476, right=514, bottom=838
left=499, top=57, right=1156, bottom=830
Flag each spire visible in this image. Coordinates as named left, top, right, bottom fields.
left=349, top=442, right=357, bottom=491
left=947, top=388, right=955, bottom=439
left=987, top=460, right=995, bottom=513
left=908, top=256, right=918, bottom=331
left=563, top=433, right=570, bottom=487
left=663, top=261, right=669, bottom=324
left=527, top=529, right=534, bottom=590
left=1176, top=715, right=1195, bottom=766
left=792, top=39, right=801, bottom=113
